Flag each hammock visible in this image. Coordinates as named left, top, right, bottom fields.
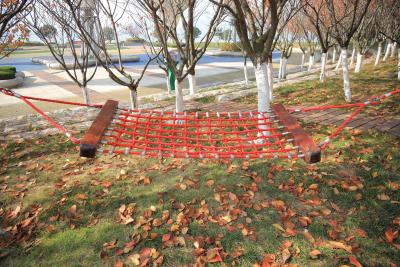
left=1, top=87, right=399, bottom=164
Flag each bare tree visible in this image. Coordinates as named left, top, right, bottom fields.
left=303, top=0, right=334, bottom=82
left=325, top=0, right=372, bottom=102
left=380, top=0, right=400, bottom=79
left=27, top=0, right=97, bottom=104
left=62, top=0, right=156, bottom=109
left=136, top=0, right=225, bottom=112
left=353, top=4, right=380, bottom=73
left=276, top=21, right=299, bottom=80
left=0, top=0, right=33, bottom=58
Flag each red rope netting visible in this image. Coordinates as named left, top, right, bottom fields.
left=98, top=109, right=304, bottom=159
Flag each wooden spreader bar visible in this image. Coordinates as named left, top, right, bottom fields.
left=272, top=103, right=321, bottom=163
left=80, top=100, right=119, bottom=158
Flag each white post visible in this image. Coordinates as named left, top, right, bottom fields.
left=354, top=52, right=363, bottom=73
left=332, top=48, right=337, bottom=64
left=335, top=52, right=343, bottom=72
left=81, top=86, right=91, bottom=105
left=350, top=47, right=356, bottom=68
left=129, top=89, right=138, bottom=109
left=383, top=40, right=392, bottom=62
left=320, top=52, right=327, bottom=82
left=391, top=42, right=397, bottom=58
left=255, top=62, right=270, bottom=136
left=278, top=55, right=284, bottom=80
left=341, top=48, right=352, bottom=102
left=267, top=58, right=274, bottom=101
left=243, top=56, right=249, bottom=85
left=308, top=54, right=314, bottom=71
left=188, top=73, right=196, bottom=95
left=300, top=52, right=305, bottom=70
left=375, top=42, right=383, bottom=66
left=175, top=80, right=184, bottom=112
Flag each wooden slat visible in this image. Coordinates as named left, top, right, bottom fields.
left=272, top=103, right=321, bottom=164
left=80, top=100, right=119, bottom=158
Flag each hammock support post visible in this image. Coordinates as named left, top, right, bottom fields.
left=80, top=100, right=119, bottom=158
left=272, top=103, right=321, bottom=163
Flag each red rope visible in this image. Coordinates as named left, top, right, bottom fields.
left=1, top=87, right=399, bottom=159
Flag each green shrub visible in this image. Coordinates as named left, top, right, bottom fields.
left=219, top=42, right=242, bottom=52
left=0, top=66, right=17, bottom=80
left=0, top=66, right=16, bottom=73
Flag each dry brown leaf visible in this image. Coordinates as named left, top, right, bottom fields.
left=309, top=249, right=321, bottom=259
left=349, top=255, right=363, bottom=267
left=327, top=241, right=352, bottom=253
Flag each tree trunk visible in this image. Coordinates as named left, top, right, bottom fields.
left=267, top=57, right=274, bottom=102
left=80, top=86, right=91, bottom=104
left=398, top=48, right=400, bottom=80
left=354, top=52, right=363, bottom=73
left=332, top=48, right=337, bottom=64
left=341, top=48, right=352, bottom=102
left=129, top=89, right=138, bottom=109
left=243, top=56, right=248, bottom=85
left=166, top=74, right=171, bottom=95
left=282, top=57, right=288, bottom=79
left=255, top=62, right=270, bottom=136
left=300, top=52, right=305, bottom=70
left=335, top=52, right=343, bottom=72
left=188, top=72, right=196, bottom=95
left=255, top=62, right=270, bottom=113
left=383, top=40, right=392, bottom=62
left=320, top=52, right=327, bottom=82
left=375, top=42, right=383, bottom=66
left=391, top=42, right=397, bottom=58
left=350, top=48, right=356, bottom=68
left=278, top=55, right=284, bottom=80
left=175, top=79, right=184, bottom=113
left=308, top=54, right=314, bottom=71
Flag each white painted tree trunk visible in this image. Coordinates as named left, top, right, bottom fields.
left=255, top=62, right=270, bottom=113
left=81, top=86, right=91, bottom=105
left=166, top=75, right=171, bottom=95
left=332, top=48, right=337, bottom=64
left=188, top=74, right=196, bottom=95
left=320, top=53, right=327, bottom=82
left=255, top=62, right=270, bottom=136
left=129, top=90, right=138, bottom=109
left=383, top=40, right=392, bottom=62
left=243, top=57, right=248, bottom=85
left=282, top=57, right=288, bottom=79
left=354, top=52, right=363, bottom=73
left=300, top=52, right=305, bottom=70
left=398, top=48, right=400, bottom=80
left=350, top=48, right=356, bottom=68
left=375, top=42, right=383, bottom=66
left=391, top=42, right=397, bottom=58
left=335, top=53, right=343, bottom=71
left=278, top=56, right=284, bottom=80
left=267, top=59, right=274, bottom=102
left=308, top=54, right=315, bottom=71
left=341, top=48, right=352, bottom=102
left=175, top=80, right=184, bottom=113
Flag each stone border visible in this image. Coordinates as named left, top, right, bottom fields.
left=32, top=55, right=140, bottom=70
left=0, top=72, right=25, bottom=88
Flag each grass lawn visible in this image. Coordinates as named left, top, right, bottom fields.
left=0, top=59, right=400, bottom=267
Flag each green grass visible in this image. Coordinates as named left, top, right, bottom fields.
left=0, top=60, right=399, bottom=266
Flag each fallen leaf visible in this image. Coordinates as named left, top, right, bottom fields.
left=385, top=228, right=398, bottom=243
left=309, top=249, right=321, bottom=259
left=327, top=241, right=352, bottom=253
left=349, top=255, right=363, bottom=267
left=377, top=193, right=390, bottom=201
left=355, top=228, right=367, bottom=238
